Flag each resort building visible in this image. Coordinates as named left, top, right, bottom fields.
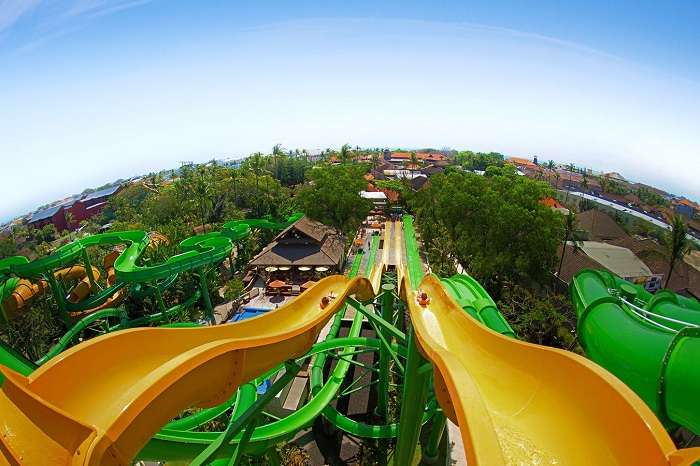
left=249, top=216, right=345, bottom=273
left=27, top=185, right=122, bottom=232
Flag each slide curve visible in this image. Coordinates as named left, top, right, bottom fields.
left=0, top=274, right=374, bottom=465
left=402, top=271, right=700, bottom=465
left=571, top=268, right=700, bottom=435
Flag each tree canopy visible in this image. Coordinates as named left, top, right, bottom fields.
left=294, top=164, right=372, bottom=237
left=454, top=150, right=504, bottom=171
left=411, top=165, right=564, bottom=297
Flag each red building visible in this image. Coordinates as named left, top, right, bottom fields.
left=28, top=205, right=68, bottom=232
left=27, top=185, right=123, bottom=232
left=64, top=199, right=88, bottom=229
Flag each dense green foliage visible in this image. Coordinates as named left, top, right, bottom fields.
left=454, top=150, right=504, bottom=171
left=294, top=164, right=373, bottom=236
left=598, top=175, right=628, bottom=195
left=637, top=187, right=669, bottom=207
left=498, top=285, right=578, bottom=350
left=664, top=215, right=692, bottom=288
left=241, top=153, right=312, bottom=187
left=0, top=236, right=15, bottom=259
left=109, top=161, right=292, bottom=243
left=412, top=165, right=564, bottom=297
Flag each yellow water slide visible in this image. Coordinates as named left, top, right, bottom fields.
left=403, top=273, right=700, bottom=466
left=0, top=274, right=374, bottom=465
left=1, top=265, right=102, bottom=320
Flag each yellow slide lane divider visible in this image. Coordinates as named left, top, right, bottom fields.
left=402, top=271, right=700, bottom=466
left=0, top=275, right=374, bottom=465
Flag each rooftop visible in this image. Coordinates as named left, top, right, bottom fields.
left=578, top=241, right=651, bottom=279
left=250, top=217, right=344, bottom=268
left=576, top=209, right=628, bottom=241
left=390, top=151, right=447, bottom=162
left=360, top=191, right=387, bottom=200
left=506, top=156, right=537, bottom=168
left=29, top=205, right=63, bottom=223
left=82, top=185, right=122, bottom=202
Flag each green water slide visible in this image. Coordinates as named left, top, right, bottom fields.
left=402, top=215, right=423, bottom=289
left=402, top=215, right=515, bottom=337
left=440, top=274, right=516, bottom=338
left=0, top=214, right=304, bottom=371
left=138, top=237, right=379, bottom=461
left=571, top=268, right=700, bottom=434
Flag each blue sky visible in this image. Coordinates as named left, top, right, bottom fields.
left=1, top=1, right=699, bottom=222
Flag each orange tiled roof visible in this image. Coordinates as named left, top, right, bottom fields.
left=391, top=151, right=447, bottom=162
left=678, top=198, right=698, bottom=209
left=507, top=157, right=537, bottom=168
left=540, top=197, right=564, bottom=209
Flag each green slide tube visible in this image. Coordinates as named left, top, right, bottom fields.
left=138, top=235, right=375, bottom=461
left=0, top=339, right=35, bottom=376
left=571, top=268, right=700, bottom=434
left=440, top=274, right=516, bottom=338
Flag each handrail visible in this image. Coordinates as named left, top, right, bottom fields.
left=619, top=297, right=698, bottom=331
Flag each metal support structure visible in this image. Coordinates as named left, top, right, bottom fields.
left=266, top=447, right=282, bottom=466
left=228, top=417, right=258, bottom=466
left=153, top=284, right=167, bottom=314
left=190, top=360, right=302, bottom=465
left=198, top=267, right=214, bottom=321
left=376, top=284, right=395, bottom=419
left=45, top=272, right=70, bottom=326
left=346, top=296, right=405, bottom=343
left=81, top=248, right=97, bottom=290
left=393, top=326, right=431, bottom=466
left=423, top=411, right=447, bottom=463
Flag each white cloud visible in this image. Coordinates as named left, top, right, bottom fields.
left=64, top=0, right=153, bottom=19
left=0, top=0, right=42, bottom=33
left=1, top=0, right=154, bottom=52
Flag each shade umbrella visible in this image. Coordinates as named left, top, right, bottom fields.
left=315, top=266, right=329, bottom=272
left=298, top=266, right=311, bottom=272
left=269, top=280, right=286, bottom=288
left=264, top=266, right=278, bottom=273
left=301, top=280, right=317, bottom=289
left=278, top=266, right=291, bottom=271
left=354, top=239, right=364, bottom=246
left=371, top=223, right=381, bottom=228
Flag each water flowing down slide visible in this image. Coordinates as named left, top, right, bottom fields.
left=399, top=215, right=700, bottom=465
left=403, top=272, right=700, bottom=465
left=0, top=274, right=374, bottom=464
left=571, top=269, right=700, bottom=435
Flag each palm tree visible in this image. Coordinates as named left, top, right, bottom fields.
left=371, top=152, right=379, bottom=170
left=230, top=169, right=241, bottom=207
left=65, top=212, right=75, bottom=232
left=339, top=144, right=352, bottom=164
left=248, top=153, right=267, bottom=216
left=663, top=215, right=692, bottom=288
left=565, top=163, right=576, bottom=202
left=557, top=210, right=579, bottom=278
left=410, top=151, right=419, bottom=175
left=546, top=160, right=555, bottom=185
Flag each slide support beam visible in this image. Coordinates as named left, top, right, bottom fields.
left=423, top=411, right=447, bottom=462
left=394, top=326, right=430, bottom=465
left=190, top=360, right=301, bottom=465
left=198, top=267, right=214, bottom=321
left=376, top=284, right=395, bottom=419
